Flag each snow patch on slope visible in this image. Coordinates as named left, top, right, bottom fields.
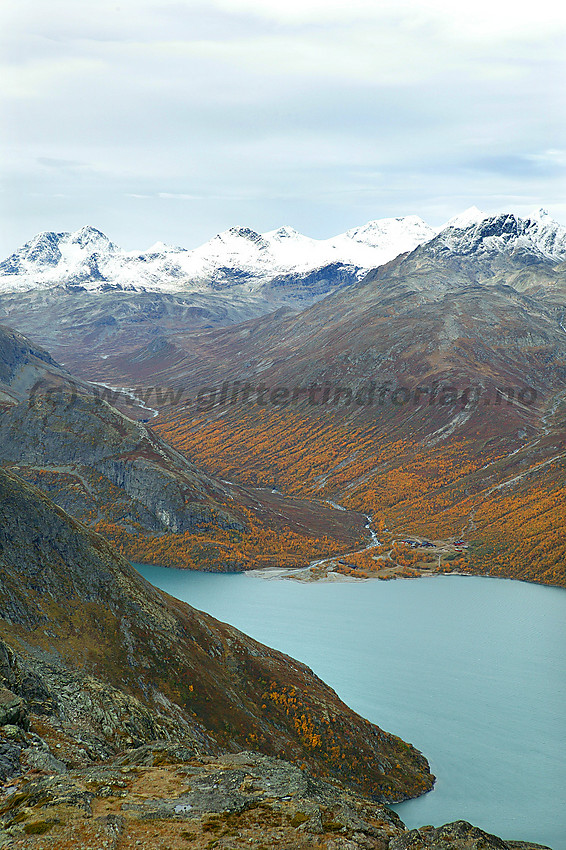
left=443, top=207, right=486, bottom=229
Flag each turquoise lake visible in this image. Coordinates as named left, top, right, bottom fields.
left=134, top=567, right=566, bottom=849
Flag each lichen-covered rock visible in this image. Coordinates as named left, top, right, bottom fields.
left=0, top=687, right=26, bottom=728
left=0, top=749, right=550, bottom=850
left=389, top=822, right=551, bottom=850
left=21, top=746, right=67, bottom=775
left=0, top=737, right=21, bottom=782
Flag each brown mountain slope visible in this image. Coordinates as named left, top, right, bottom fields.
left=79, top=247, right=566, bottom=586
left=0, top=467, right=433, bottom=802
left=0, top=287, right=273, bottom=367
left=0, top=324, right=367, bottom=570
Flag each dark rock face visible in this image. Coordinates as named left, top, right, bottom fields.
left=267, top=261, right=361, bottom=298
left=0, top=323, right=246, bottom=538
left=0, top=325, right=59, bottom=388
left=0, top=738, right=21, bottom=782
left=18, top=232, right=63, bottom=267
left=389, top=821, right=550, bottom=850
left=0, top=388, right=242, bottom=535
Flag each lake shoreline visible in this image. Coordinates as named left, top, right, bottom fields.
left=131, top=560, right=566, bottom=590
left=134, top=565, right=566, bottom=848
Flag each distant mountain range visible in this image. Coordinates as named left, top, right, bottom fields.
left=1, top=208, right=565, bottom=368
left=0, top=207, right=565, bottom=587
left=0, top=215, right=436, bottom=295
left=2, top=208, right=565, bottom=299
left=82, top=210, right=565, bottom=587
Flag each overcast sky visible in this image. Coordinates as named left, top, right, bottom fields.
left=1, top=0, right=565, bottom=254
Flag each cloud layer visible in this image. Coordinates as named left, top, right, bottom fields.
left=1, top=0, right=565, bottom=252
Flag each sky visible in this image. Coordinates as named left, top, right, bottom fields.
left=1, top=0, right=565, bottom=255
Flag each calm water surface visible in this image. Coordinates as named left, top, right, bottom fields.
left=135, top=567, right=566, bottom=849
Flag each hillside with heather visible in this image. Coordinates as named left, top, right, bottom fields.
left=0, top=467, right=433, bottom=800
left=78, top=214, right=566, bottom=586
left=0, top=325, right=367, bottom=572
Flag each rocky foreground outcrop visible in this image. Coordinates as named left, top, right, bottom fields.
left=0, top=742, right=551, bottom=849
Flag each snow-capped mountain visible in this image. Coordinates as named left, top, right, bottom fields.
left=0, top=217, right=436, bottom=295
left=1, top=208, right=565, bottom=372
left=1, top=210, right=565, bottom=299
left=432, top=208, right=566, bottom=262
left=443, top=206, right=486, bottom=230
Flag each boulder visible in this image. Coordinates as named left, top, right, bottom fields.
left=0, top=686, right=26, bottom=728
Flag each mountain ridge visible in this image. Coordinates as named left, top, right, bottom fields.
left=100, top=240, right=566, bottom=586
left=4, top=210, right=564, bottom=301
left=0, top=213, right=565, bottom=585
left=2, top=209, right=566, bottom=371
left=0, top=216, right=435, bottom=296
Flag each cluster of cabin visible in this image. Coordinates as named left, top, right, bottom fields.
left=402, top=538, right=469, bottom=550
left=402, top=539, right=436, bottom=549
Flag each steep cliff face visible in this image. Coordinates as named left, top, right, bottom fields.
left=0, top=388, right=244, bottom=535
left=0, top=325, right=367, bottom=565
left=0, top=322, right=246, bottom=537
left=0, top=327, right=59, bottom=389
left=0, top=468, right=433, bottom=803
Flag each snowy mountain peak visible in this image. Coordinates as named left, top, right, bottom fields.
left=444, top=206, right=485, bottom=229
left=2, top=208, right=564, bottom=298
left=344, top=215, right=435, bottom=246
left=20, top=232, right=65, bottom=267
left=70, top=225, right=115, bottom=250
left=268, top=226, right=303, bottom=240
left=224, top=226, right=263, bottom=242
left=432, top=210, right=566, bottom=263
